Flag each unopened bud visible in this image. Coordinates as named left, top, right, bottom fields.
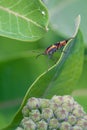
left=55, top=108, right=68, bottom=121
left=42, top=108, right=53, bottom=120
left=63, top=95, right=74, bottom=104
left=22, top=106, right=29, bottom=117
left=74, top=102, right=84, bottom=111
left=84, top=114, right=87, bottom=120
left=37, top=120, right=48, bottom=130
left=21, top=117, right=29, bottom=127
left=40, top=99, right=50, bottom=108
left=73, top=108, right=85, bottom=118
left=60, top=122, right=71, bottom=130
left=50, top=101, right=60, bottom=111
left=52, top=95, right=63, bottom=105
left=23, top=119, right=36, bottom=130
left=72, top=126, right=83, bottom=130
left=15, top=127, right=24, bottom=130
left=62, top=102, right=73, bottom=112
left=29, top=109, right=41, bottom=122
left=77, top=119, right=87, bottom=129
left=68, top=115, right=77, bottom=125
left=27, top=97, right=40, bottom=109
left=49, top=118, right=60, bottom=129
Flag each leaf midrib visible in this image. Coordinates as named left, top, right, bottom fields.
left=0, top=6, right=45, bottom=30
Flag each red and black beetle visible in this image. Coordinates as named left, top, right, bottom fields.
left=36, top=37, right=74, bottom=59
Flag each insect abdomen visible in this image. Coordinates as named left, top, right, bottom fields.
left=45, top=45, right=57, bottom=55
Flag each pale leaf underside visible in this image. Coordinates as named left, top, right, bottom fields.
left=0, top=0, right=48, bottom=41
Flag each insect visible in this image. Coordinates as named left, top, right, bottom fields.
left=36, top=37, right=74, bottom=59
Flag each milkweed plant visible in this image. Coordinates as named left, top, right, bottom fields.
left=0, top=0, right=86, bottom=130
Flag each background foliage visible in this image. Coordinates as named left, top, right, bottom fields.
left=0, top=0, right=87, bottom=129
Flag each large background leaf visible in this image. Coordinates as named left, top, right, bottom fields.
left=0, top=0, right=49, bottom=41
left=45, top=0, right=87, bottom=44
left=2, top=28, right=84, bottom=130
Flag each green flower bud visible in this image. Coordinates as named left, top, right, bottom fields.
left=37, top=119, right=48, bottom=130
left=29, top=109, right=41, bottom=122
left=63, top=95, right=74, bottom=104
left=40, top=99, right=50, bottom=108
left=68, top=115, right=77, bottom=125
left=54, top=108, right=68, bottom=121
left=42, top=108, right=53, bottom=120
left=74, top=102, right=84, bottom=111
left=21, top=117, right=29, bottom=127
left=23, top=119, right=36, bottom=130
left=50, top=101, right=60, bottom=111
left=22, top=106, right=29, bottom=117
left=60, top=122, right=71, bottom=130
left=27, top=97, right=40, bottom=109
left=84, top=114, right=87, bottom=120
left=15, top=127, right=24, bottom=130
left=52, top=95, right=63, bottom=105
left=62, top=102, right=73, bottom=112
left=77, top=119, right=87, bottom=129
left=72, top=126, right=83, bottom=130
left=73, top=108, right=85, bottom=118
left=49, top=118, right=60, bottom=129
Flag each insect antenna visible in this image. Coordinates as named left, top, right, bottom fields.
left=36, top=53, right=45, bottom=59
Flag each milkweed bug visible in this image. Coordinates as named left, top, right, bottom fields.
left=36, top=37, right=74, bottom=59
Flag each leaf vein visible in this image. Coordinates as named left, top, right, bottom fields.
left=0, top=6, right=45, bottom=30
left=8, top=0, right=22, bottom=9
left=24, top=8, right=40, bottom=17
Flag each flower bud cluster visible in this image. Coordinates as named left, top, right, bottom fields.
left=15, top=95, right=87, bottom=130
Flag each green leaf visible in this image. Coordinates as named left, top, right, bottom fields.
left=72, top=54, right=87, bottom=90
left=74, top=96, right=87, bottom=113
left=71, top=53, right=87, bottom=108
left=45, top=0, right=87, bottom=43
left=0, top=0, right=49, bottom=41
left=0, top=37, right=37, bottom=62
left=2, top=15, right=84, bottom=130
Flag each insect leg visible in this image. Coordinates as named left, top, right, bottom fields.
left=59, top=46, right=66, bottom=53
left=48, top=54, right=58, bottom=64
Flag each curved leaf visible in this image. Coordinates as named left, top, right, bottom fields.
left=0, top=0, right=49, bottom=41
left=24, top=31, right=84, bottom=98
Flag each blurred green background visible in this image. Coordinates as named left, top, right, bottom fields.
left=0, top=0, right=87, bottom=129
